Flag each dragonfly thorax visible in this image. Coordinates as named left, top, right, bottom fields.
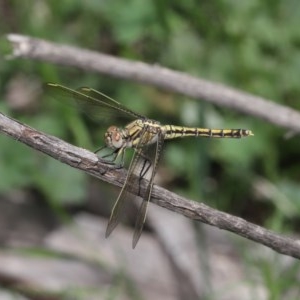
left=105, top=119, right=163, bottom=151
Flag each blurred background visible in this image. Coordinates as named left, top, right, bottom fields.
left=0, top=0, right=300, bottom=299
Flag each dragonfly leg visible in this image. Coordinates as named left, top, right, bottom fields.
left=104, top=147, right=126, bottom=168
left=102, top=151, right=118, bottom=161
left=94, top=146, right=125, bottom=167
left=97, top=148, right=117, bottom=160
left=94, top=145, right=106, bottom=154
left=94, top=145, right=118, bottom=160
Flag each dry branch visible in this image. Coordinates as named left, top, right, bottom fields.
left=0, top=112, right=300, bottom=259
left=3, top=33, right=300, bottom=260
left=5, top=33, right=300, bottom=133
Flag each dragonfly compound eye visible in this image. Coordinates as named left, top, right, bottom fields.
left=105, top=126, right=124, bottom=149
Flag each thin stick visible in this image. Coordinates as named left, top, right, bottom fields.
left=5, top=33, right=300, bottom=133
left=1, top=112, right=299, bottom=259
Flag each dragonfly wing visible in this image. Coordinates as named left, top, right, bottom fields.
left=77, top=87, right=145, bottom=119
left=105, top=146, right=142, bottom=238
left=45, top=83, right=145, bottom=124
left=105, top=125, right=151, bottom=239
left=132, top=130, right=165, bottom=248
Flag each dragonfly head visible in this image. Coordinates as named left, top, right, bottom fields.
left=105, top=126, right=125, bottom=149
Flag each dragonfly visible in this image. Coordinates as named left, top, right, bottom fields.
left=47, top=83, right=254, bottom=248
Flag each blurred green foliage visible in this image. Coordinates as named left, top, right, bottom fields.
left=1, top=0, right=300, bottom=217
left=1, top=0, right=300, bottom=295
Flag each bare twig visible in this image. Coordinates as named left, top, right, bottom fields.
left=0, top=112, right=300, bottom=259
left=5, top=33, right=300, bottom=133
left=3, top=34, right=300, bottom=260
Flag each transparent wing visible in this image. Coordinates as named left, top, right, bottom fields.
left=105, top=126, right=164, bottom=248
left=105, top=145, right=143, bottom=238
left=132, top=130, right=164, bottom=248
left=45, top=83, right=145, bottom=124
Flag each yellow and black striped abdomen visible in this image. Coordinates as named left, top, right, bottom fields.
left=163, top=125, right=254, bottom=140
